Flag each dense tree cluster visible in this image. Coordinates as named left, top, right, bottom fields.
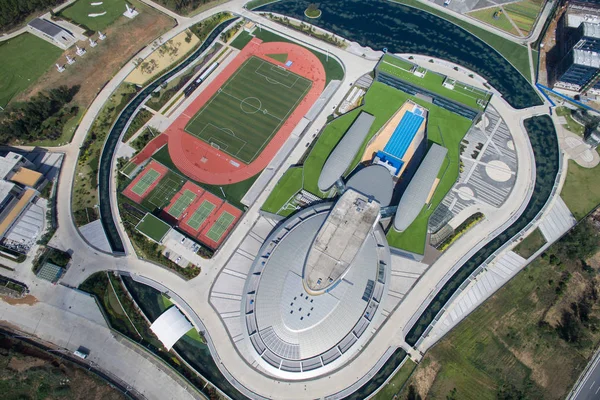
left=0, top=85, right=79, bottom=144
left=154, top=0, right=214, bottom=14
left=0, top=0, right=64, bottom=31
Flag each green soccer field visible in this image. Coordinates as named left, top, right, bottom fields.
left=187, top=200, right=216, bottom=230
left=184, top=56, right=312, bottom=164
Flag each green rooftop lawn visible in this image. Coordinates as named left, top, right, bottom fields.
left=561, top=160, right=600, bottom=220
left=60, top=0, right=127, bottom=32
left=0, top=33, right=62, bottom=108
left=265, top=81, right=472, bottom=254
left=261, top=167, right=303, bottom=215
left=555, top=106, right=585, bottom=136
left=382, top=54, right=413, bottom=71
left=377, top=62, right=489, bottom=110
left=513, top=227, right=546, bottom=259
left=136, top=213, right=171, bottom=242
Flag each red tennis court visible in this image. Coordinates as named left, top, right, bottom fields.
left=123, top=160, right=168, bottom=203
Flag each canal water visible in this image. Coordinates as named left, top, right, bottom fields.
left=258, top=0, right=542, bottom=109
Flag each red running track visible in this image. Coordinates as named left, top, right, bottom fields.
left=164, top=38, right=326, bottom=185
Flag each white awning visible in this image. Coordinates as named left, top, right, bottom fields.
left=150, top=306, right=193, bottom=350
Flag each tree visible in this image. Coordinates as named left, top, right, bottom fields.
left=556, top=310, right=583, bottom=344
left=556, top=220, right=599, bottom=260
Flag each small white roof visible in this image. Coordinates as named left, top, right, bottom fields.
left=150, top=306, right=193, bottom=350
left=0, top=181, right=16, bottom=203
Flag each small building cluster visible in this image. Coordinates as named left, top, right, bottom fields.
left=0, top=152, right=47, bottom=255
left=553, top=1, right=600, bottom=95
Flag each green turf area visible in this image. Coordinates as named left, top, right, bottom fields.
left=402, top=224, right=600, bottom=399
left=377, top=61, right=490, bottom=110
left=60, top=0, right=126, bottom=31
left=140, top=170, right=186, bottom=210
left=504, top=0, right=544, bottom=34
left=168, top=190, right=197, bottom=218
left=261, top=167, right=303, bottom=215
left=266, top=53, right=288, bottom=63
left=121, top=160, right=138, bottom=177
left=513, top=227, right=547, bottom=259
left=266, top=81, right=471, bottom=252
left=231, top=29, right=344, bottom=84
left=207, top=211, right=235, bottom=241
left=151, top=145, right=256, bottom=209
left=185, top=56, right=311, bottom=163
left=382, top=54, right=413, bottom=71
left=136, top=213, right=171, bottom=242
left=561, top=160, right=600, bottom=220
left=467, top=7, right=520, bottom=36
left=132, top=168, right=160, bottom=196
left=0, top=33, right=62, bottom=108
left=393, top=0, right=532, bottom=82
left=555, top=106, right=584, bottom=136
left=373, top=359, right=417, bottom=400
left=187, top=200, right=216, bottom=230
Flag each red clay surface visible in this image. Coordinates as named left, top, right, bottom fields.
left=123, top=160, right=168, bottom=203
left=198, top=203, right=243, bottom=249
left=158, top=181, right=242, bottom=249
left=143, top=38, right=327, bottom=185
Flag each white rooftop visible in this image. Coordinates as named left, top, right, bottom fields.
left=0, top=181, right=16, bottom=204
left=150, top=306, right=193, bottom=350
left=0, top=152, right=23, bottom=180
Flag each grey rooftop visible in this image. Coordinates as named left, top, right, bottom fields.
left=317, top=112, right=375, bottom=192
left=393, top=143, right=448, bottom=232
left=346, top=164, right=394, bottom=207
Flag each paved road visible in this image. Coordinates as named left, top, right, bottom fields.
left=570, top=349, right=600, bottom=400
left=0, top=1, right=558, bottom=399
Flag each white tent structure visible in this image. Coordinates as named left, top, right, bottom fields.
left=150, top=306, right=193, bottom=350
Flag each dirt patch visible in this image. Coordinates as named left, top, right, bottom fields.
left=544, top=272, right=588, bottom=326
left=15, top=4, right=174, bottom=110
left=0, top=294, right=38, bottom=306
left=412, top=359, right=441, bottom=398
left=7, top=355, right=46, bottom=372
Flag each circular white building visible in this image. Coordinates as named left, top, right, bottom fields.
left=241, top=188, right=391, bottom=379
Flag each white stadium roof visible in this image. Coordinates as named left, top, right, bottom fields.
left=150, top=306, right=193, bottom=350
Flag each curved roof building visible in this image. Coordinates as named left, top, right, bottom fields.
left=317, top=112, right=375, bottom=192
left=394, top=143, right=448, bottom=232
left=346, top=164, right=394, bottom=207
left=242, top=200, right=390, bottom=379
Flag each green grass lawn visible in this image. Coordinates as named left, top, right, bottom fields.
left=513, top=227, right=546, bottom=259
left=393, top=0, right=532, bottom=82
left=136, top=213, right=171, bottom=242
left=382, top=53, right=413, bottom=70
left=504, top=0, right=544, bottom=34
left=28, top=108, right=84, bottom=146
left=0, top=33, right=62, bottom=108
left=377, top=62, right=490, bottom=110
left=561, top=160, right=600, bottom=220
left=60, top=0, right=126, bottom=32
left=185, top=56, right=311, bottom=163
left=556, top=106, right=585, bottom=136
left=261, top=167, right=303, bottom=215
left=231, top=29, right=344, bottom=85
left=467, top=7, right=520, bottom=36
left=373, top=359, right=417, bottom=400
left=402, top=226, right=600, bottom=399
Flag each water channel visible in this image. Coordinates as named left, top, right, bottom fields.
left=97, top=19, right=235, bottom=253
left=258, top=0, right=542, bottom=109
